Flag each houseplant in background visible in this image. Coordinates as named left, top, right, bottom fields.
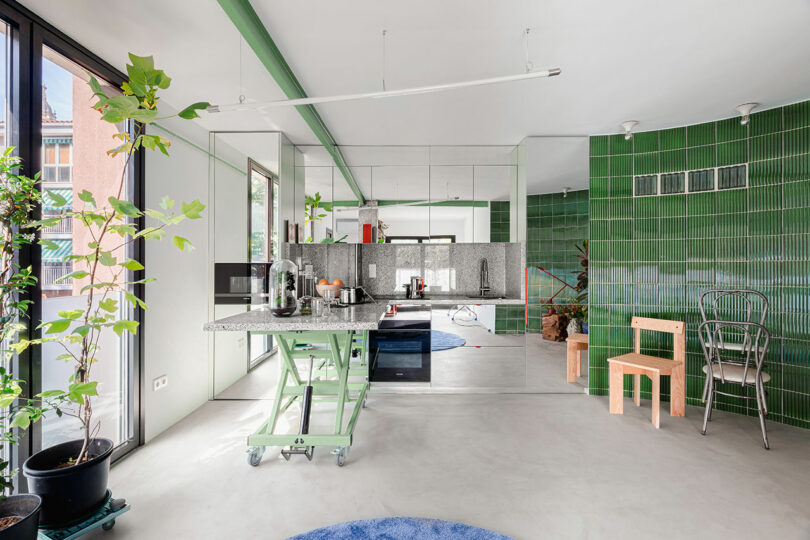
left=573, top=239, right=588, bottom=334
left=13, top=54, right=208, bottom=527
left=0, top=150, right=48, bottom=539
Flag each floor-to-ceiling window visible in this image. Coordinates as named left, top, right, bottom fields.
left=38, top=46, right=136, bottom=452
left=0, top=2, right=142, bottom=471
left=248, top=159, right=277, bottom=367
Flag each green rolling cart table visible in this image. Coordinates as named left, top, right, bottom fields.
left=204, top=304, right=381, bottom=467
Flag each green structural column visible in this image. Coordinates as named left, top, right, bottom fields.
left=217, top=0, right=365, bottom=204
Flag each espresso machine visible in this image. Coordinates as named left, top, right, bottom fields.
left=403, top=276, right=425, bottom=299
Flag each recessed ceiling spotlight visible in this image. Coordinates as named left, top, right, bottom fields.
left=735, top=103, right=758, bottom=126
left=622, top=120, right=639, bottom=141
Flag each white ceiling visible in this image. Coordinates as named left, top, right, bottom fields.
left=20, top=0, right=810, bottom=146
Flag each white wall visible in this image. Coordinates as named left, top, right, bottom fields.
left=143, top=117, right=212, bottom=442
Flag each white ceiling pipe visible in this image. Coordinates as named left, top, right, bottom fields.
left=207, top=68, right=561, bottom=113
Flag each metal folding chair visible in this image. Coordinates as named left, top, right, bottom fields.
left=698, top=316, right=771, bottom=449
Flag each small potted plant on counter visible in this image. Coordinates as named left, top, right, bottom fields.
left=13, top=54, right=208, bottom=528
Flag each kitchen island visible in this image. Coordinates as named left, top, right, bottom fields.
left=203, top=296, right=525, bottom=467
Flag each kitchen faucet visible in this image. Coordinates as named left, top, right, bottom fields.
left=479, top=258, right=490, bottom=297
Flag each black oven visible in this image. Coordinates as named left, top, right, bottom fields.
left=369, top=305, right=431, bottom=382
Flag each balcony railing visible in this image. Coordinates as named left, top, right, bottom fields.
left=42, top=262, right=73, bottom=290
left=42, top=217, right=72, bottom=235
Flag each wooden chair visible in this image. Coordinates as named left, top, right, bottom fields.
left=566, top=333, right=588, bottom=383
left=607, top=317, right=686, bottom=428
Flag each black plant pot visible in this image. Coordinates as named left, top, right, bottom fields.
left=22, top=438, right=113, bottom=528
left=0, top=494, right=41, bottom=540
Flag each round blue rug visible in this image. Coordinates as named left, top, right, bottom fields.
left=288, top=517, right=512, bottom=540
left=431, top=330, right=466, bottom=351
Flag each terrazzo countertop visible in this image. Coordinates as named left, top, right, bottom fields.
left=204, top=296, right=525, bottom=332
left=374, top=295, right=525, bottom=306
left=204, top=302, right=385, bottom=332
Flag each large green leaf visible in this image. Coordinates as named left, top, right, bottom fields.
left=108, top=197, right=141, bottom=218
left=55, top=270, right=88, bottom=282
left=178, top=102, right=211, bottom=120
left=181, top=199, right=206, bottom=219
left=57, top=309, right=83, bottom=321
left=78, top=189, right=97, bottom=208
left=46, top=190, right=68, bottom=207
left=99, top=298, right=118, bottom=313
left=9, top=410, right=30, bottom=429
left=98, top=251, right=117, bottom=267
left=121, top=259, right=144, bottom=271
left=112, top=320, right=139, bottom=337
left=67, top=381, right=98, bottom=403
left=172, top=235, right=193, bottom=251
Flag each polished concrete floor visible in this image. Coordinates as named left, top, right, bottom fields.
left=89, top=391, right=810, bottom=540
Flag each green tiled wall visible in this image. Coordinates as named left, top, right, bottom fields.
left=494, top=305, right=525, bottom=334
left=589, top=100, right=810, bottom=429
left=490, top=201, right=511, bottom=242
left=526, top=191, right=589, bottom=333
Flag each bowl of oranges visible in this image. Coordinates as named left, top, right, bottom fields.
left=316, top=278, right=343, bottom=300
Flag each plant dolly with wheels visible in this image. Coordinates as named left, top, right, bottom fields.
left=37, top=491, right=130, bottom=539
left=247, top=329, right=369, bottom=467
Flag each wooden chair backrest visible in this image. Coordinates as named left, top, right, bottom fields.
left=630, top=316, right=686, bottom=363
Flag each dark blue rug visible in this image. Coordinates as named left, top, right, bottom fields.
left=288, top=517, right=512, bottom=540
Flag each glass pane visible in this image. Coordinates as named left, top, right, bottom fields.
left=39, top=46, right=134, bottom=450
left=249, top=168, right=268, bottom=262
left=271, top=179, right=279, bottom=261
left=44, top=143, right=56, bottom=164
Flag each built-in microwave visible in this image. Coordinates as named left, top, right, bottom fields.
left=214, top=263, right=272, bottom=305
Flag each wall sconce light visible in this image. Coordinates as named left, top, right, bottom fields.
left=562, top=187, right=570, bottom=198
left=735, top=103, right=758, bottom=125
left=621, top=120, right=639, bottom=140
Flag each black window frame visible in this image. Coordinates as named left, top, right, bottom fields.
left=0, top=0, right=145, bottom=483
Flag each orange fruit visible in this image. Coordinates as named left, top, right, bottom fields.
left=318, top=278, right=329, bottom=285
left=331, top=279, right=344, bottom=287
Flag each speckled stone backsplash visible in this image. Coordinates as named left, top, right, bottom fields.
left=291, top=243, right=524, bottom=298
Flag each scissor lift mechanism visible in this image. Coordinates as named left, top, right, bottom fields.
left=247, top=329, right=369, bottom=467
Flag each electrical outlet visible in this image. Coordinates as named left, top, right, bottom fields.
left=369, top=264, right=376, bottom=279
left=153, top=375, right=168, bottom=391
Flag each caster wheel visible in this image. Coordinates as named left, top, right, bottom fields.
left=333, top=446, right=348, bottom=467
left=102, top=520, right=115, bottom=531
left=248, top=447, right=264, bottom=467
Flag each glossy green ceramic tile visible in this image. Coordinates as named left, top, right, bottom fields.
left=750, top=133, right=782, bottom=161
left=660, top=127, right=686, bottom=150
left=633, top=196, right=659, bottom=219
left=590, top=156, right=609, bottom=177
left=660, top=194, right=686, bottom=217
left=717, top=140, right=748, bottom=166
left=609, top=133, right=632, bottom=155
left=610, top=155, right=632, bottom=176
left=660, top=149, right=686, bottom=172
left=634, top=153, right=658, bottom=175
left=750, top=107, right=783, bottom=136
left=632, top=131, right=659, bottom=153
left=590, top=135, right=610, bottom=156
left=687, top=145, right=716, bottom=169
left=717, top=117, right=748, bottom=142
left=610, top=176, right=633, bottom=198
left=785, top=127, right=810, bottom=157
left=785, top=101, right=810, bottom=130
left=784, top=153, right=810, bottom=182
left=687, top=122, right=716, bottom=146
left=750, top=158, right=783, bottom=186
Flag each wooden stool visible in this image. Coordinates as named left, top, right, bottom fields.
left=607, top=317, right=686, bottom=428
left=566, top=333, right=588, bottom=383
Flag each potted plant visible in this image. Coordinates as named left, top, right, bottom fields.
left=14, top=54, right=208, bottom=527
left=573, top=239, right=588, bottom=333
left=0, top=149, right=48, bottom=539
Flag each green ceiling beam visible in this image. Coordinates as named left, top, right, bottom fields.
left=217, top=0, right=365, bottom=204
